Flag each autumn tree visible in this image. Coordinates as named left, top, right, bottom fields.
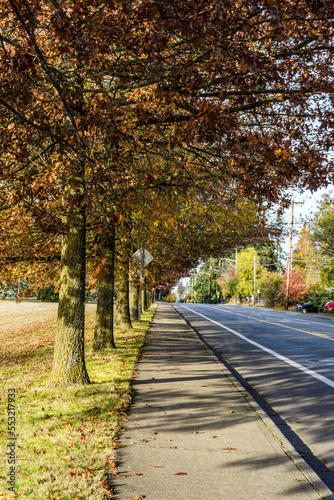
left=293, top=225, right=322, bottom=286
left=277, top=268, right=309, bottom=307
left=1, top=0, right=334, bottom=386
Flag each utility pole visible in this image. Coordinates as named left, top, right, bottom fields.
left=285, top=200, right=294, bottom=310
left=253, top=255, right=256, bottom=305
left=208, top=260, right=213, bottom=303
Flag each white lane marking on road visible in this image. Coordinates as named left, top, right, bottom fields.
left=181, top=305, right=334, bottom=390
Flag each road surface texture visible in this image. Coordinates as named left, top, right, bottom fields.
left=174, top=303, right=334, bottom=492
left=112, top=303, right=333, bottom=499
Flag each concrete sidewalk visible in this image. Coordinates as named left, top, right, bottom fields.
left=112, top=303, right=333, bottom=500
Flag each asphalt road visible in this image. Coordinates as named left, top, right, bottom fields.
left=173, top=303, right=334, bottom=488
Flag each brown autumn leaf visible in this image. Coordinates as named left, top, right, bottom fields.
left=223, top=447, right=236, bottom=450
left=209, top=435, right=217, bottom=439
left=174, top=472, right=187, bottom=475
left=228, top=410, right=235, bottom=414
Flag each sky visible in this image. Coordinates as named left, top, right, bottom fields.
left=280, top=185, right=332, bottom=256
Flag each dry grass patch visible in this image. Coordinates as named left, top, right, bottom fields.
left=0, top=301, right=156, bottom=499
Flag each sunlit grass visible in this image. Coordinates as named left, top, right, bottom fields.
left=0, top=302, right=156, bottom=499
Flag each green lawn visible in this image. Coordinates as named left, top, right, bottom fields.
left=0, top=302, right=156, bottom=499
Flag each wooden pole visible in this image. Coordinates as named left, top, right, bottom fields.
left=285, top=200, right=294, bottom=310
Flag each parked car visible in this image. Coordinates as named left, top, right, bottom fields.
left=296, top=302, right=305, bottom=311
left=324, top=301, right=334, bottom=312
left=298, top=302, right=318, bottom=314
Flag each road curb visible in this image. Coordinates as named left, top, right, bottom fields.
left=173, top=304, right=334, bottom=500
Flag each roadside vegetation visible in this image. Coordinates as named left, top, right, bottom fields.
left=178, top=193, right=334, bottom=312
left=0, top=302, right=156, bottom=500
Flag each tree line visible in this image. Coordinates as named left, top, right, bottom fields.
left=1, top=0, right=334, bottom=385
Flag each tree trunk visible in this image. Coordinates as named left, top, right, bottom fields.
left=115, top=262, right=132, bottom=329
left=143, top=281, right=149, bottom=311
left=93, top=221, right=116, bottom=350
left=129, top=272, right=139, bottom=322
left=50, top=171, right=90, bottom=387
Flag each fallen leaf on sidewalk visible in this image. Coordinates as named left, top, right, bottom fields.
left=150, top=431, right=157, bottom=434
left=201, top=385, right=207, bottom=387
left=131, top=472, right=140, bottom=476
left=150, top=465, right=162, bottom=468
left=228, top=410, right=235, bottom=413
left=209, top=435, right=217, bottom=439
left=223, top=447, right=236, bottom=450
left=139, top=439, right=148, bottom=443
left=134, top=495, right=144, bottom=499
left=174, top=472, right=187, bottom=475
left=294, top=478, right=306, bottom=482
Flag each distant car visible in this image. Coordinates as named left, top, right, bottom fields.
left=298, top=302, right=318, bottom=314
left=324, top=301, right=334, bottom=312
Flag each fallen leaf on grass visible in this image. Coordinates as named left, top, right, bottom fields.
left=174, top=472, right=187, bottom=475
left=60, top=456, right=71, bottom=461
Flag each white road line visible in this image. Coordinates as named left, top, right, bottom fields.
left=181, top=305, right=334, bottom=390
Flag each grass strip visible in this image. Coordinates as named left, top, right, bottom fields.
left=0, top=303, right=156, bottom=500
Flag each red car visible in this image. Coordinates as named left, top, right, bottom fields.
left=324, top=301, right=334, bottom=312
